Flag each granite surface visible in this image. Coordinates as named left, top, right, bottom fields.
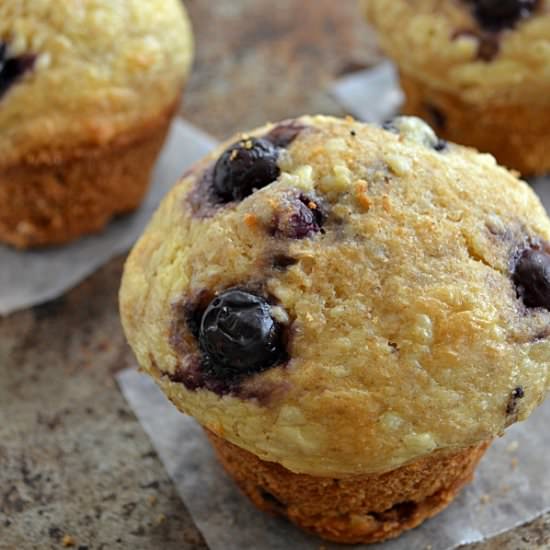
left=1, top=1, right=548, bottom=548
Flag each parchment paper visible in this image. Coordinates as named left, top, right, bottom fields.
left=114, top=64, right=550, bottom=550
left=0, top=119, right=217, bottom=316
left=330, top=61, right=404, bottom=124
left=117, top=368, right=550, bottom=550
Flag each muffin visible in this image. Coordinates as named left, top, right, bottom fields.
left=362, top=0, right=550, bottom=176
left=0, top=0, right=193, bottom=248
left=120, top=115, right=550, bottom=544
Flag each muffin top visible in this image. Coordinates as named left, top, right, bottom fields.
left=120, top=115, right=550, bottom=476
left=362, top=0, right=550, bottom=105
left=0, top=0, right=193, bottom=168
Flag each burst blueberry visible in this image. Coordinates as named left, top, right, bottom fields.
left=275, top=194, right=326, bottom=239
left=198, top=290, right=285, bottom=374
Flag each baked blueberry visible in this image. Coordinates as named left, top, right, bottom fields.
left=0, top=42, right=36, bottom=100
left=265, top=121, right=304, bottom=148
left=472, top=0, right=539, bottom=30
left=212, top=138, right=280, bottom=203
left=275, top=194, right=326, bottom=239
left=512, top=244, right=550, bottom=310
left=198, top=289, right=285, bottom=374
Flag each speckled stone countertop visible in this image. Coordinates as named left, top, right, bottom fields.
left=1, top=1, right=548, bottom=548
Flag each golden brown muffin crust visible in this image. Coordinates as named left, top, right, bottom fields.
left=0, top=105, right=174, bottom=248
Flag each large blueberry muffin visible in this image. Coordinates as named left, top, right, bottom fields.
left=362, top=0, right=550, bottom=176
left=120, top=115, right=550, bottom=544
left=0, top=0, right=193, bottom=248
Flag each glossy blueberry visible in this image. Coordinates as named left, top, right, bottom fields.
left=512, top=244, right=550, bottom=310
left=212, top=138, right=280, bottom=203
left=198, top=290, right=284, bottom=374
left=0, top=42, right=36, bottom=100
left=471, top=0, right=539, bottom=30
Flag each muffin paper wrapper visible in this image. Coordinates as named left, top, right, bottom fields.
left=117, top=367, right=550, bottom=550
left=0, top=119, right=217, bottom=316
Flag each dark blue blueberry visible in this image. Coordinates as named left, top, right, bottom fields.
left=471, top=0, right=539, bottom=31
left=198, top=290, right=285, bottom=375
left=512, top=243, right=550, bottom=310
left=212, top=138, right=280, bottom=203
left=0, top=42, right=36, bottom=100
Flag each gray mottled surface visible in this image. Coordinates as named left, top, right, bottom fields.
left=1, top=1, right=549, bottom=548
left=0, top=261, right=207, bottom=550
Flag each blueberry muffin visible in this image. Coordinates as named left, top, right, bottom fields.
left=0, top=0, right=193, bottom=248
left=120, top=115, right=550, bottom=544
left=362, top=0, right=550, bottom=176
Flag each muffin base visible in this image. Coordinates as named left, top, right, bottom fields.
left=399, top=71, right=550, bottom=176
left=0, top=107, right=176, bottom=249
left=207, top=430, right=489, bottom=544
